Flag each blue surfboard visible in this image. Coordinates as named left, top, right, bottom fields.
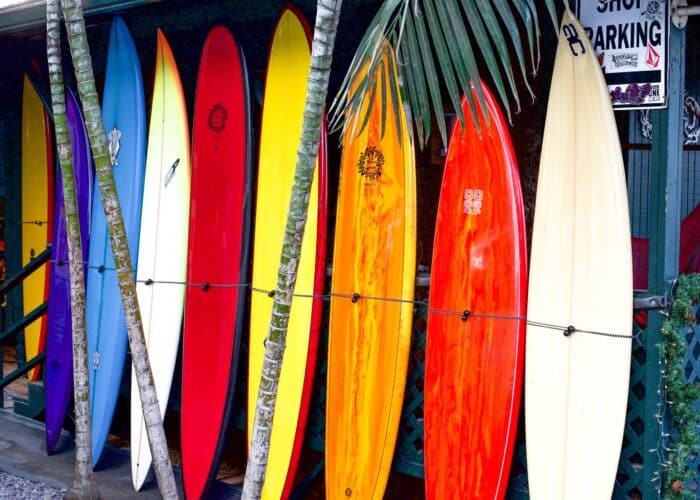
left=86, top=15, right=146, bottom=466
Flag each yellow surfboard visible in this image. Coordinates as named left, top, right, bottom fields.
left=326, top=43, right=416, bottom=499
left=248, top=6, right=326, bottom=499
left=21, top=75, right=53, bottom=381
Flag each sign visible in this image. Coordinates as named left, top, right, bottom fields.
left=576, top=0, right=668, bottom=109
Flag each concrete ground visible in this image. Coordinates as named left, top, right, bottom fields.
left=0, top=410, right=241, bottom=499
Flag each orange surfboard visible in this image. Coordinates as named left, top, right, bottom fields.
left=325, top=43, right=416, bottom=499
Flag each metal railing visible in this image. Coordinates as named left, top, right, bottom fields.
left=0, top=245, right=51, bottom=391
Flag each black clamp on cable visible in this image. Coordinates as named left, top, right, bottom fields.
left=201, top=282, right=210, bottom=292
left=564, top=325, right=576, bottom=337
left=351, top=293, right=360, bottom=303
left=56, top=259, right=64, bottom=266
left=97, top=265, right=105, bottom=273
left=461, top=310, right=471, bottom=322
left=268, top=289, right=275, bottom=298
left=145, top=278, right=154, bottom=286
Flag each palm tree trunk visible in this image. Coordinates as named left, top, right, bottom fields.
left=242, top=0, right=343, bottom=498
left=45, top=2, right=99, bottom=498
left=58, top=1, right=178, bottom=497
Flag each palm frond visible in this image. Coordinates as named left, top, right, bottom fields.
left=396, top=42, right=425, bottom=142
left=397, top=12, right=432, bottom=142
left=456, top=0, right=508, bottom=122
left=385, top=48, right=405, bottom=145
left=329, top=0, right=401, bottom=132
left=491, top=0, right=534, bottom=103
left=511, top=0, right=540, bottom=74
left=330, top=0, right=558, bottom=149
left=409, top=2, right=449, bottom=144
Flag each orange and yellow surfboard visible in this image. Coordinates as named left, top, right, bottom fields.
left=325, top=43, right=416, bottom=499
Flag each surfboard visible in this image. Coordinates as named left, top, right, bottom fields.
left=525, top=10, right=633, bottom=498
left=45, top=89, right=93, bottom=455
left=325, top=42, right=416, bottom=499
left=130, top=29, right=190, bottom=491
left=180, top=26, right=251, bottom=499
left=282, top=125, right=327, bottom=500
left=248, top=5, right=327, bottom=499
left=21, top=74, right=54, bottom=382
left=423, top=84, right=527, bottom=499
left=86, top=15, right=146, bottom=467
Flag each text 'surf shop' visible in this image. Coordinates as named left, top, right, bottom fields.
left=576, top=0, right=668, bottom=110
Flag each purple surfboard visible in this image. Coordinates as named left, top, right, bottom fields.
left=45, top=89, right=93, bottom=454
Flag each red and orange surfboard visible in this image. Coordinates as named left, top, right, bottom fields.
left=424, top=83, right=528, bottom=499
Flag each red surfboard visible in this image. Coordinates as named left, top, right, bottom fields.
left=424, top=83, right=528, bottom=499
left=181, top=26, right=252, bottom=499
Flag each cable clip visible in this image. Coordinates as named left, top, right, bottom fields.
left=461, top=310, right=471, bottom=322
left=268, top=289, right=275, bottom=298
left=144, top=279, right=153, bottom=286
left=97, top=265, right=105, bottom=273
left=351, top=293, right=360, bottom=303
left=56, top=259, right=64, bottom=266
left=564, top=325, right=576, bottom=337
left=201, top=282, right=210, bottom=292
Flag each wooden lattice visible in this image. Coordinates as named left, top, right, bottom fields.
left=231, top=302, right=673, bottom=497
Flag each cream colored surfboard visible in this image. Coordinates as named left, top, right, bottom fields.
left=525, top=10, right=632, bottom=499
left=130, top=29, right=191, bottom=490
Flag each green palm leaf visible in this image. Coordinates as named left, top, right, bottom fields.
left=409, top=2, right=448, bottom=145
left=396, top=42, right=425, bottom=142
left=511, top=0, right=541, bottom=73
left=330, top=0, right=558, bottom=148
left=385, top=49, right=404, bottom=146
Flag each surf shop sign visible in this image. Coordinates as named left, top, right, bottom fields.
left=575, top=0, right=668, bottom=109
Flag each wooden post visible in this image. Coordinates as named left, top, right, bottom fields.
left=645, top=20, right=686, bottom=498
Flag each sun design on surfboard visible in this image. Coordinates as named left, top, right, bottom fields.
left=208, top=103, right=228, bottom=133
left=357, top=146, right=384, bottom=181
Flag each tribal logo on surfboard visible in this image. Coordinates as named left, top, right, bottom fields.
left=464, top=189, right=484, bottom=215
left=208, top=103, right=228, bottom=133
left=108, top=126, right=121, bottom=166
left=357, top=146, right=384, bottom=181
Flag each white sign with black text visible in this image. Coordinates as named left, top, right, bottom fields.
left=575, top=0, right=668, bottom=109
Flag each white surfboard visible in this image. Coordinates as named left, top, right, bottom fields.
left=525, top=10, right=633, bottom=499
left=130, top=29, right=191, bottom=490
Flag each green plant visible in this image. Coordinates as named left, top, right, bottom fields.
left=658, top=273, right=700, bottom=499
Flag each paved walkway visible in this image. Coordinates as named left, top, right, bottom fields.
left=0, top=410, right=240, bottom=498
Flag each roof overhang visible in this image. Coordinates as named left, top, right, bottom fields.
left=0, top=0, right=163, bottom=33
